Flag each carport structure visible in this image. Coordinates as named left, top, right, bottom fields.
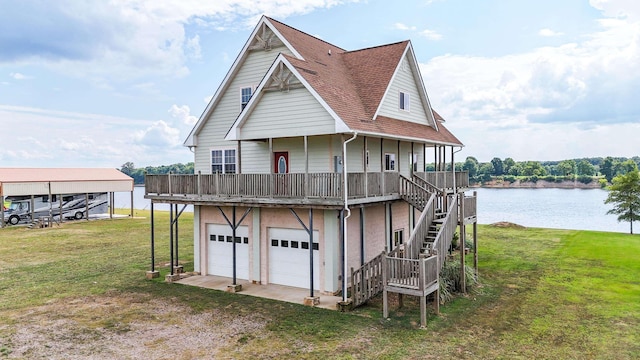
left=0, top=168, right=134, bottom=228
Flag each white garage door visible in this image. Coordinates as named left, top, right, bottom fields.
left=269, top=228, right=319, bottom=289
left=207, top=224, right=249, bottom=279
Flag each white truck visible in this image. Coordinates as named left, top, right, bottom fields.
left=3, top=193, right=108, bottom=225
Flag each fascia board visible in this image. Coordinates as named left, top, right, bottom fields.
left=355, top=130, right=463, bottom=147
left=406, top=42, right=439, bottom=131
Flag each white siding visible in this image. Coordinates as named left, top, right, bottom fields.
left=194, top=44, right=292, bottom=173
left=377, top=55, right=430, bottom=125
left=240, top=87, right=336, bottom=140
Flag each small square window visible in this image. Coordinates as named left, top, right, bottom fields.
left=281, top=240, right=289, bottom=248
left=243, top=237, right=249, bottom=244
left=312, top=243, right=319, bottom=251
left=226, top=236, right=233, bottom=243
left=210, top=235, right=216, bottom=241
left=291, top=241, right=299, bottom=248
left=271, top=239, right=279, bottom=247
left=218, top=235, right=225, bottom=242
left=301, top=242, right=309, bottom=249
left=235, top=237, right=241, bottom=243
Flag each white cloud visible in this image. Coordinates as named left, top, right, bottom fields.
left=538, top=28, right=564, bottom=37
left=134, top=120, right=182, bottom=148
left=169, top=104, right=197, bottom=126
left=0, top=0, right=360, bottom=83
left=0, top=105, right=191, bottom=167
left=9, top=72, right=31, bottom=80
left=421, top=0, right=640, bottom=161
left=419, top=29, right=443, bottom=41
left=394, top=23, right=416, bottom=31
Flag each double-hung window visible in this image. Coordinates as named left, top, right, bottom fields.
left=240, top=87, right=253, bottom=110
left=211, top=149, right=236, bottom=174
left=399, top=91, right=410, bottom=111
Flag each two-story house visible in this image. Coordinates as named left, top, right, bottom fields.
left=145, top=16, right=477, bottom=320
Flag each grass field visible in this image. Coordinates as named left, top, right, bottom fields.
left=0, top=211, right=638, bottom=359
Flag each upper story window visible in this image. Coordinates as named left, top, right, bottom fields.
left=212, top=149, right=236, bottom=174
left=240, top=87, right=253, bottom=110
left=384, top=153, right=396, bottom=171
left=399, top=91, right=410, bottom=111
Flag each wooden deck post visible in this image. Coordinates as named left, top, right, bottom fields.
left=459, top=192, right=466, bottom=293
left=473, top=192, right=478, bottom=280
left=382, top=254, right=388, bottom=319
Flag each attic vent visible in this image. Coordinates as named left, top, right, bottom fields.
left=328, top=49, right=332, bottom=56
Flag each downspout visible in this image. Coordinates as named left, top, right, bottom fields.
left=342, top=131, right=358, bottom=302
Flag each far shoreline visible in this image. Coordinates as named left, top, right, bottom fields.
left=473, top=179, right=602, bottom=189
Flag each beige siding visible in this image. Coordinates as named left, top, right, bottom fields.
left=377, top=55, right=430, bottom=126
left=241, top=87, right=336, bottom=140
left=308, top=135, right=333, bottom=172
left=365, top=137, right=382, bottom=172
left=345, top=137, right=365, bottom=173
left=194, top=44, right=292, bottom=173
left=240, top=141, right=270, bottom=173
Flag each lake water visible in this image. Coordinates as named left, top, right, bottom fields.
left=115, top=186, right=628, bottom=233
left=473, top=187, right=628, bottom=233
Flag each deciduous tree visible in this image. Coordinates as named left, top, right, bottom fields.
left=605, top=169, right=640, bottom=234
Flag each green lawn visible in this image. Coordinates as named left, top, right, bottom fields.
left=0, top=212, right=638, bottom=359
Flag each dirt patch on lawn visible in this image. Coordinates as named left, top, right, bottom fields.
left=490, top=222, right=526, bottom=229
left=2, top=293, right=267, bottom=359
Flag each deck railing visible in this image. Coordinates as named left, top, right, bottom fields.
left=350, top=252, right=385, bottom=307
left=463, top=194, right=477, bottom=219
left=384, top=254, right=439, bottom=290
left=414, top=171, right=469, bottom=190
left=145, top=172, right=401, bottom=200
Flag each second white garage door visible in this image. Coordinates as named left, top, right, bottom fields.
left=268, top=227, right=319, bottom=289
left=207, top=224, right=249, bottom=280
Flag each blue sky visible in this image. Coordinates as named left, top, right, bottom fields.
left=1, top=0, right=638, bottom=168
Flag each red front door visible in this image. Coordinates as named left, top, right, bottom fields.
left=274, top=152, right=289, bottom=174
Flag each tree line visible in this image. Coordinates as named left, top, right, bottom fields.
left=447, top=156, right=640, bottom=185
left=119, top=156, right=640, bottom=185
left=118, top=161, right=194, bottom=184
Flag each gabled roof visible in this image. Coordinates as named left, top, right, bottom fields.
left=190, top=16, right=463, bottom=147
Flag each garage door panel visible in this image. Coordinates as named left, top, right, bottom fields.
left=269, top=228, right=319, bottom=289
left=208, top=224, right=249, bottom=279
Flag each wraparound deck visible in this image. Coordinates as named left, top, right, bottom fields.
left=144, top=171, right=469, bottom=208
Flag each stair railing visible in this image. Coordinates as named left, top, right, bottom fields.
left=430, top=195, right=459, bottom=268
left=395, top=192, right=436, bottom=259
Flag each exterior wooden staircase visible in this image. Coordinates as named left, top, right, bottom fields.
left=350, top=174, right=461, bottom=327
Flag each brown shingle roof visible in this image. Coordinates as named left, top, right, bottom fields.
left=266, top=17, right=462, bottom=146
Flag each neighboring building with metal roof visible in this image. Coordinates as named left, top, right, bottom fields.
left=0, top=168, right=134, bottom=227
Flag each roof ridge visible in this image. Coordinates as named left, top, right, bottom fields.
left=265, top=16, right=346, bottom=52
left=342, top=40, right=409, bottom=55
